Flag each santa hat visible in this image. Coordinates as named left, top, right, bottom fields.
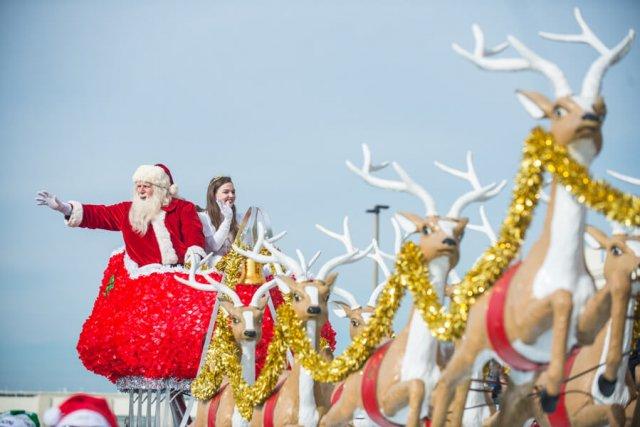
left=43, top=394, right=118, bottom=427
left=132, top=163, right=179, bottom=196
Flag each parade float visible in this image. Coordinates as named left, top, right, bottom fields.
left=39, top=7, right=640, bottom=427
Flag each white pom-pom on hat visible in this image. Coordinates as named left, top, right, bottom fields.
left=43, top=406, right=62, bottom=426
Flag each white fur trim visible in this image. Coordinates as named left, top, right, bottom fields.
left=132, top=164, right=171, bottom=189
left=65, top=201, right=83, bottom=227
left=185, top=245, right=206, bottom=263
left=150, top=211, right=179, bottom=265
left=58, top=409, right=111, bottom=427
left=43, top=407, right=62, bottom=426
left=168, top=183, right=178, bottom=196
left=112, top=247, right=223, bottom=280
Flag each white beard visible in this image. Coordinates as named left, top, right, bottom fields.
left=129, top=191, right=165, bottom=235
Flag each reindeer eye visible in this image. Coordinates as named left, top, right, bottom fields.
left=293, top=293, right=301, bottom=302
left=324, top=294, right=330, bottom=302
left=231, top=316, right=240, bottom=324
left=610, top=246, right=623, bottom=257
left=553, top=106, right=568, bottom=118
left=421, top=226, right=430, bottom=235
left=351, top=319, right=360, bottom=327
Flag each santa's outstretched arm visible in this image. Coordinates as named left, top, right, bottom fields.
left=36, top=190, right=73, bottom=216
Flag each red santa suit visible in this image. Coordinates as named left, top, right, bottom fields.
left=66, top=198, right=206, bottom=266
left=65, top=164, right=221, bottom=387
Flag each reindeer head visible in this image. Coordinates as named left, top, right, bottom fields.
left=586, top=226, right=640, bottom=290
left=585, top=170, right=640, bottom=289
left=277, top=273, right=338, bottom=324
left=453, top=8, right=634, bottom=163
left=347, top=146, right=504, bottom=274
left=332, top=302, right=375, bottom=340
left=220, top=298, right=267, bottom=344
left=397, top=213, right=468, bottom=266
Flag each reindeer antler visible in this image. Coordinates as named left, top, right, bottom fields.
left=346, top=144, right=437, bottom=216
left=175, top=273, right=244, bottom=307
left=233, top=222, right=307, bottom=280
left=539, top=7, right=635, bottom=101
left=315, top=217, right=372, bottom=281
left=453, top=24, right=572, bottom=97
left=434, top=151, right=506, bottom=219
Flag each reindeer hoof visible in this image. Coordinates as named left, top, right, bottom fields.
left=597, top=374, right=617, bottom=397
left=539, top=390, right=559, bottom=413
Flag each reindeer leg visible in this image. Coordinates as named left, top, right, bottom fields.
left=571, top=403, right=626, bottom=427
left=576, top=287, right=612, bottom=345
left=191, top=400, right=209, bottom=427
left=598, top=276, right=631, bottom=397
left=538, top=290, right=573, bottom=412
left=378, top=379, right=424, bottom=427
left=446, top=380, right=470, bottom=426
left=487, top=381, right=534, bottom=427
left=430, top=350, right=476, bottom=427
left=319, top=377, right=359, bottom=427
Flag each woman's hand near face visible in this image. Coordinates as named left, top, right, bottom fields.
left=217, top=200, right=234, bottom=221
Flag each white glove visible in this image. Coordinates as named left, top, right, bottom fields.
left=218, top=200, right=234, bottom=223
left=36, top=190, right=72, bottom=216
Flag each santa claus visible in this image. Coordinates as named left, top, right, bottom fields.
left=37, top=163, right=206, bottom=271
left=36, top=164, right=220, bottom=384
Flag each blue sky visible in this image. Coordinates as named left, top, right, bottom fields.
left=1, top=0, right=638, bottom=392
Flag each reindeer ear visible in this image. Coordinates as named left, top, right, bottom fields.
left=585, top=226, right=609, bottom=249
left=395, top=212, right=420, bottom=233
left=275, top=275, right=296, bottom=294
left=516, top=91, right=553, bottom=119
left=220, top=300, right=234, bottom=316
left=332, top=301, right=351, bottom=318
left=323, top=272, right=339, bottom=288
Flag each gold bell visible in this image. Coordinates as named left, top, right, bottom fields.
left=239, top=258, right=266, bottom=285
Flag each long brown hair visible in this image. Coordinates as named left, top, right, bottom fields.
left=200, top=176, right=239, bottom=241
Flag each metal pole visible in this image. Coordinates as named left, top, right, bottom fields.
left=365, top=204, right=389, bottom=289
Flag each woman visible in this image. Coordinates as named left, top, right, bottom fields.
left=198, top=176, right=240, bottom=256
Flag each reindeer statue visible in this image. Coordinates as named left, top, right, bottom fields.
left=233, top=222, right=371, bottom=427
left=320, top=146, right=503, bottom=427
left=522, top=223, right=640, bottom=427
left=318, top=217, right=400, bottom=427
left=429, top=8, right=634, bottom=427
left=176, top=276, right=276, bottom=427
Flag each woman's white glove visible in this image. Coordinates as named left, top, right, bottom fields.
left=36, top=191, right=72, bottom=216
left=218, top=200, right=234, bottom=223
left=209, top=201, right=234, bottom=252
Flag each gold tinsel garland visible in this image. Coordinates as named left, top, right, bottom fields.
left=224, top=319, right=289, bottom=420
left=277, top=250, right=404, bottom=383
left=190, top=312, right=235, bottom=399
left=191, top=311, right=289, bottom=419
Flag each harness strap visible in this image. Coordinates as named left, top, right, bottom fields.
left=331, top=382, right=345, bottom=406
left=262, top=378, right=287, bottom=427
left=207, top=383, right=228, bottom=427
left=486, top=262, right=547, bottom=371
left=547, top=347, right=581, bottom=427
left=361, top=341, right=431, bottom=427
